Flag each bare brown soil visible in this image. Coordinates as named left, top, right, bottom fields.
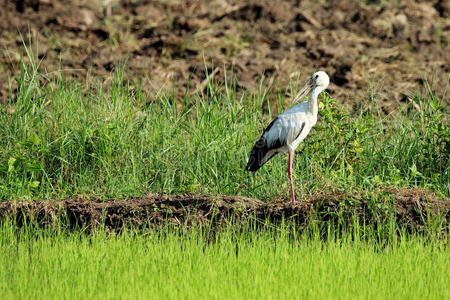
left=1, top=0, right=449, bottom=113
left=0, top=188, right=448, bottom=232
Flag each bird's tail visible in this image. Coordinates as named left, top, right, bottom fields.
left=245, top=136, right=277, bottom=173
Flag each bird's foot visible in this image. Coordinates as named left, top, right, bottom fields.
left=290, top=197, right=297, bottom=204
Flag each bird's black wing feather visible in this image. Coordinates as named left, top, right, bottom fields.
left=245, top=136, right=278, bottom=173
left=245, top=118, right=305, bottom=173
left=245, top=117, right=284, bottom=173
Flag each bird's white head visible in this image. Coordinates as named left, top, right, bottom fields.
left=311, top=71, right=330, bottom=90
left=293, top=70, right=330, bottom=104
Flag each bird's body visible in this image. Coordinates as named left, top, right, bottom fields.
left=246, top=71, right=330, bottom=203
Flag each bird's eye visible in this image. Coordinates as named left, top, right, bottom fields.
left=314, top=75, right=319, bottom=79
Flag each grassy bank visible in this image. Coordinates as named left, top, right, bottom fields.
left=0, top=221, right=448, bottom=299
left=0, top=51, right=448, bottom=202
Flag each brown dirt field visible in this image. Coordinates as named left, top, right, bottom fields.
left=0, top=188, right=448, bottom=232
left=1, top=0, right=449, bottom=113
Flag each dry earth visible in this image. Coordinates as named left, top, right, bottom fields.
left=0, top=188, right=448, bottom=232
left=1, top=0, right=449, bottom=113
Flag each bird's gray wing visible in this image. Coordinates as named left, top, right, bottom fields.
left=246, top=115, right=305, bottom=173
left=264, top=113, right=306, bottom=148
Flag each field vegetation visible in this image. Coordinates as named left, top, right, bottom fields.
left=0, top=46, right=448, bottom=201
left=0, top=45, right=448, bottom=299
left=1, top=220, right=448, bottom=299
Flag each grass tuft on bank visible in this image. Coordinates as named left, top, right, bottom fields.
left=0, top=47, right=448, bottom=201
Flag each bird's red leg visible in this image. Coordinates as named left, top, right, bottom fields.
left=288, top=149, right=296, bottom=203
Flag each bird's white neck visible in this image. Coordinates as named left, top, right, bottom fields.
left=307, top=86, right=324, bottom=116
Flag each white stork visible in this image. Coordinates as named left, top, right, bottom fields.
left=246, top=71, right=330, bottom=203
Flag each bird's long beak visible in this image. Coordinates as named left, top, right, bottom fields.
left=292, top=78, right=314, bottom=104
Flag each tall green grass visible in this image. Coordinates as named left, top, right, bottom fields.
left=0, top=48, right=448, bottom=201
left=0, top=221, right=448, bottom=299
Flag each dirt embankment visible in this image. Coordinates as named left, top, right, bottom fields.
left=0, top=188, right=448, bottom=232
left=1, top=0, right=449, bottom=113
